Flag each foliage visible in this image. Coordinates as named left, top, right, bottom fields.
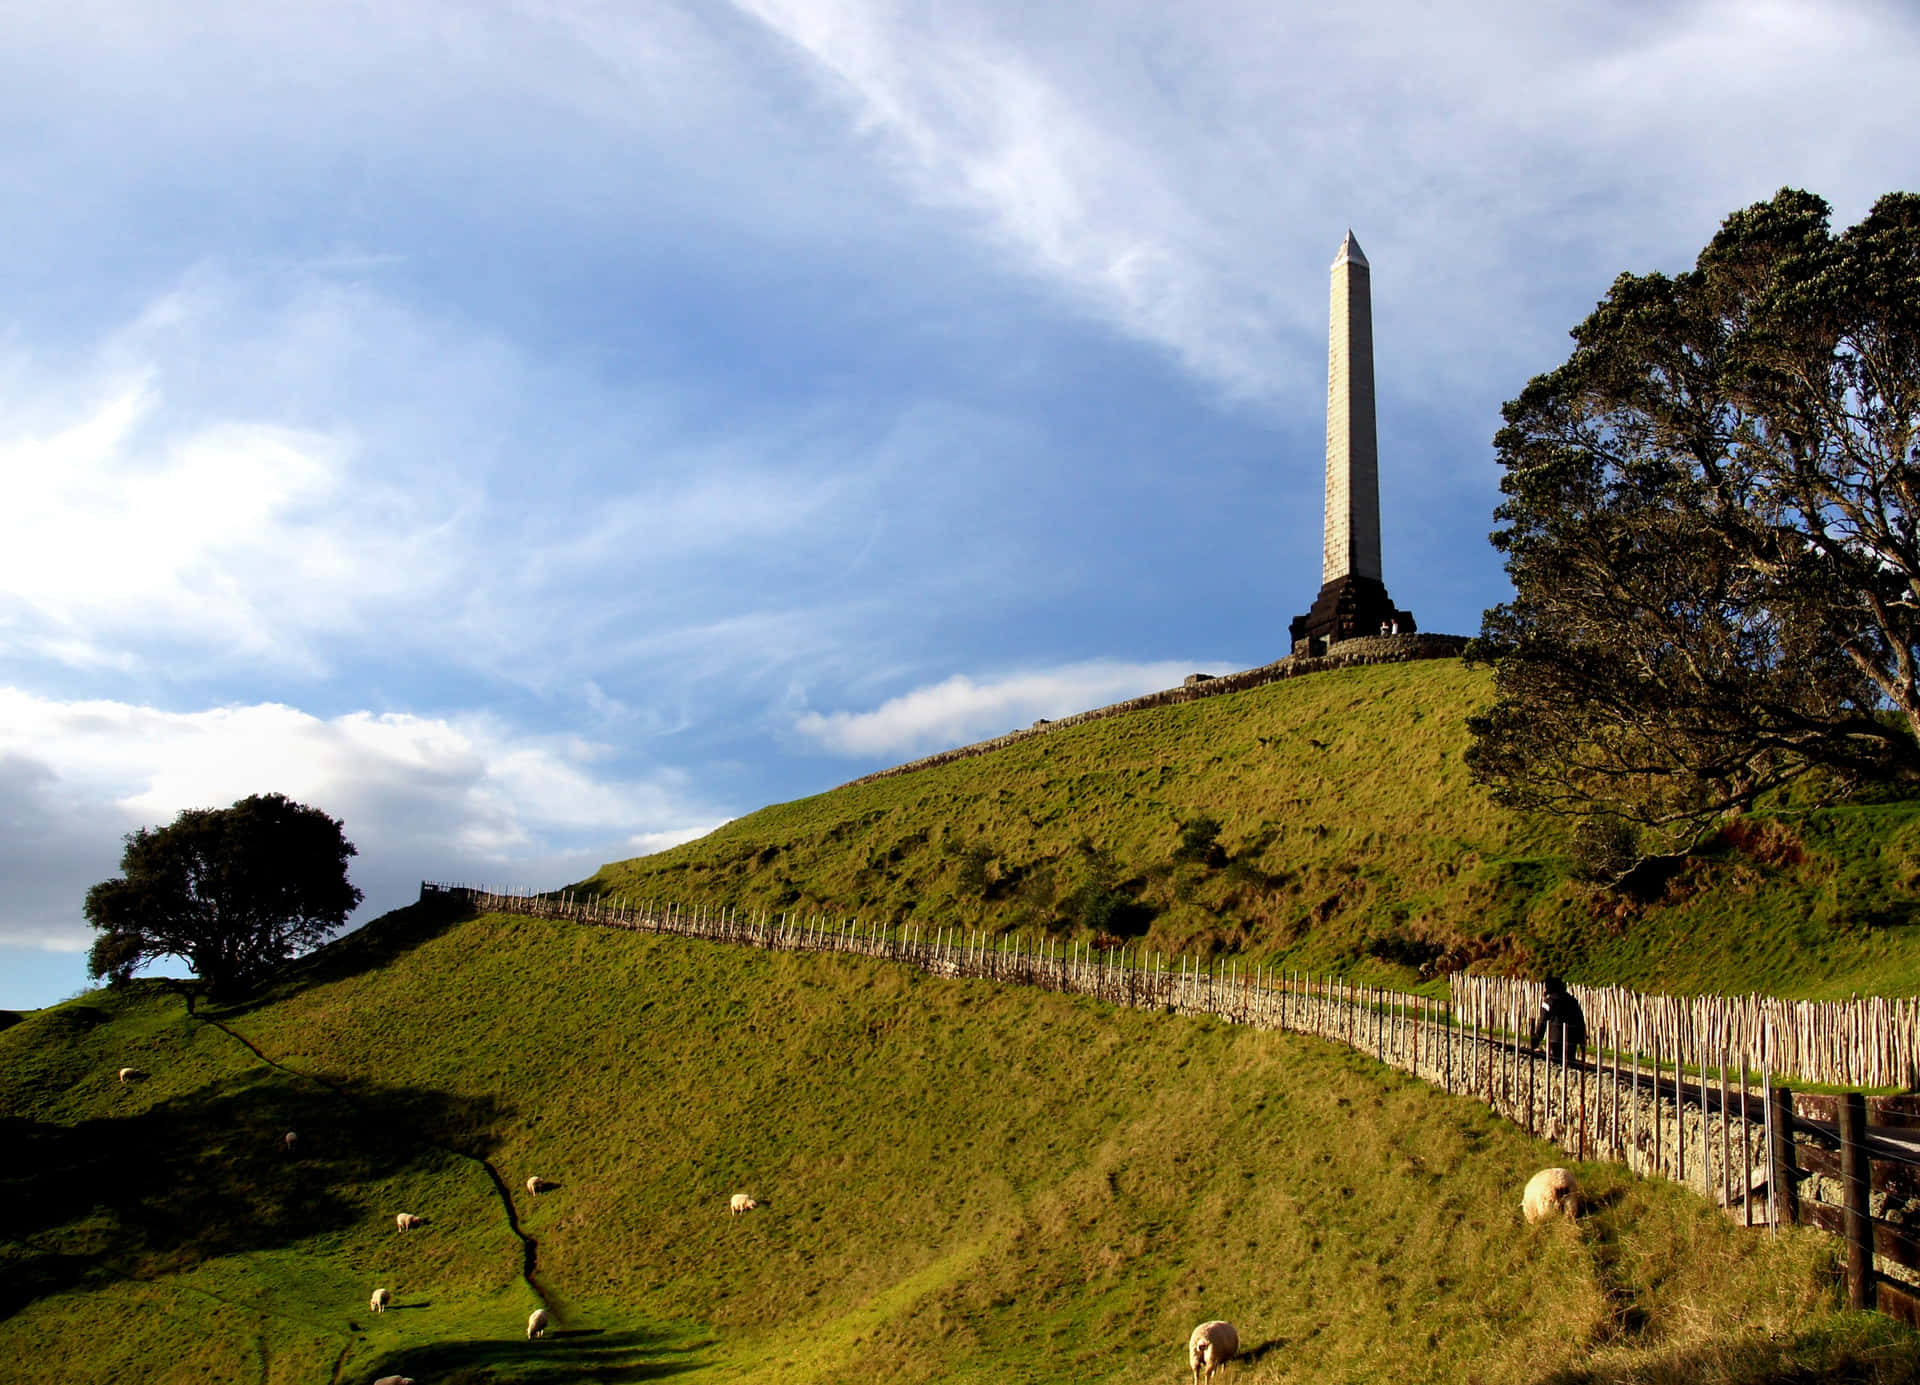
left=84, top=794, right=362, bottom=998
left=1469, top=188, right=1920, bottom=851
left=952, top=843, right=995, bottom=895
left=1061, top=877, right=1151, bottom=937
left=5, top=909, right=1906, bottom=1383
left=1569, top=816, right=1641, bottom=885
left=1363, top=928, right=1446, bottom=973
left=1172, top=814, right=1226, bottom=865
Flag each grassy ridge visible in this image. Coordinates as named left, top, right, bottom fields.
left=587, top=658, right=1920, bottom=999
left=4, top=902, right=1914, bottom=1383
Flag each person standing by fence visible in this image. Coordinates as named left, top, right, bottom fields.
left=1527, top=977, right=1588, bottom=1061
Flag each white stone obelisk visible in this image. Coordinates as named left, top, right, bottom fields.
left=1289, top=230, right=1408, bottom=651
left=1323, top=230, right=1381, bottom=584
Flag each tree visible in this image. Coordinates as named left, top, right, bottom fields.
left=1467, top=188, right=1920, bottom=853
left=85, top=794, right=363, bottom=996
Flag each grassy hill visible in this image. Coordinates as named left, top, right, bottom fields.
left=12, top=656, right=1920, bottom=1381
left=585, top=658, right=1920, bottom=999
left=5, top=901, right=1916, bottom=1384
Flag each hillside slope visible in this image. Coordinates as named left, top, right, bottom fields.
left=586, top=658, right=1920, bottom=999
left=3, top=902, right=1913, bottom=1384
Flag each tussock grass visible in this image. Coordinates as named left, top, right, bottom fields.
left=589, top=658, right=1920, bottom=1000
left=4, top=905, right=1912, bottom=1383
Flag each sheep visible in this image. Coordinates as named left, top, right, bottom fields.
left=1523, top=1167, right=1580, bottom=1223
left=1188, top=1321, right=1239, bottom=1385
left=527, top=1307, right=549, bottom=1339
left=372, top=1377, right=415, bottom=1385
left=526, top=1175, right=548, bottom=1197
left=117, top=1067, right=145, bottom=1084
left=395, top=1212, right=424, bottom=1231
left=283, top=1131, right=300, bottom=1156
left=369, top=1287, right=391, bottom=1314
left=729, top=1193, right=758, bottom=1215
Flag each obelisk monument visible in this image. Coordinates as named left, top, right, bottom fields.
left=1289, top=230, right=1413, bottom=652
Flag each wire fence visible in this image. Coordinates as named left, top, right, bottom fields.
left=425, top=881, right=1920, bottom=1321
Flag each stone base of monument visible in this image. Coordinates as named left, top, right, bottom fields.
left=1288, top=573, right=1414, bottom=656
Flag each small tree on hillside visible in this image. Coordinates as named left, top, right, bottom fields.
left=85, top=794, right=363, bottom=997
left=1468, top=187, right=1920, bottom=852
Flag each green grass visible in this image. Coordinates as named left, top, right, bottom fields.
left=585, top=658, right=1920, bottom=1000
left=13, top=657, right=1920, bottom=1380
left=5, top=902, right=1916, bottom=1383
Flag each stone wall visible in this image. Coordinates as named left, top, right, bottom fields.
left=840, top=633, right=1470, bottom=789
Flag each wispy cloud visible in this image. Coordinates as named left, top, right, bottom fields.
left=0, top=271, right=946, bottom=701
left=794, top=659, right=1220, bottom=756
left=730, top=0, right=1286, bottom=399
left=0, top=377, right=390, bottom=674
left=728, top=0, right=1920, bottom=409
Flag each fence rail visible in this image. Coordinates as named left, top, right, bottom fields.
left=425, top=881, right=1920, bottom=1322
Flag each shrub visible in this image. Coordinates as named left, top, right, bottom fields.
left=1364, top=930, right=1445, bottom=972
left=1173, top=816, right=1226, bottom=866
left=1062, top=881, right=1154, bottom=939
left=954, top=845, right=995, bottom=895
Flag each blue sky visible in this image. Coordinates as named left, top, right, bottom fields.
left=4, top=0, right=1917, bottom=1008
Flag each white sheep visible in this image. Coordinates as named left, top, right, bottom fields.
left=369, top=1287, right=391, bottom=1314
left=729, top=1192, right=758, bottom=1215
left=527, top=1307, right=549, bottom=1339
left=526, top=1175, right=548, bottom=1197
left=1188, top=1320, right=1239, bottom=1385
left=373, top=1376, right=415, bottom=1385
left=1523, top=1167, right=1580, bottom=1223
left=395, top=1212, right=424, bottom=1232
left=283, top=1131, right=300, bottom=1156
left=117, top=1067, right=145, bottom=1084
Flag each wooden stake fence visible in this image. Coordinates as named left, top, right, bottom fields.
left=423, top=882, right=1920, bottom=1320
left=1452, top=974, right=1920, bottom=1092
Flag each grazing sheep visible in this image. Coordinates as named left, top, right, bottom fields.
left=729, top=1193, right=758, bottom=1215
left=395, top=1212, right=424, bottom=1232
left=527, top=1307, right=549, bottom=1339
left=1188, top=1321, right=1239, bottom=1385
left=526, top=1175, right=547, bottom=1197
left=1523, top=1167, right=1580, bottom=1223
left=117, top=1067, right=145, bottom=1084
left=369, top=1287, right=391, bottom=1314
left=373, top=1377, right=415, bottom=1385
left=283, top=1131, right=300, bottom=1156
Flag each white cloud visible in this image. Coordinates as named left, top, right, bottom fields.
left=0, top=379, right=375, bottom=672
left=0, top=688, right=726, bottom=952
left=0, top=271, right=931, bottom=698
left=794, top=658, right=1219, bottom=756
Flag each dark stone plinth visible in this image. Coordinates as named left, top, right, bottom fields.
left=1288, top=574, right=1415, bottom=654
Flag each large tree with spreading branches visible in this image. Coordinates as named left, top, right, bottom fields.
left=1467, top=188, right=1920, bottom=856
left=85, top=793, right=363, bottom=997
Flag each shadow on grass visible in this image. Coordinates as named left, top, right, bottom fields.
left=1239, top=1337, right=1289, bottom=1366
left=361, top=1328, right=712, bottom=1384
left=1532, top=1330, right=1920, bottom=1385
left=0, top=1068, right=514, bottom=1321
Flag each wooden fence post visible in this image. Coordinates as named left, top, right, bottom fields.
left=1770, top=1084, right=1799, bottom=1227
left=1841, top=1091, right=1876, bottom=1312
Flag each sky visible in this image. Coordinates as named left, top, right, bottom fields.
left=3, top=0, right=1917, bottom=1009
